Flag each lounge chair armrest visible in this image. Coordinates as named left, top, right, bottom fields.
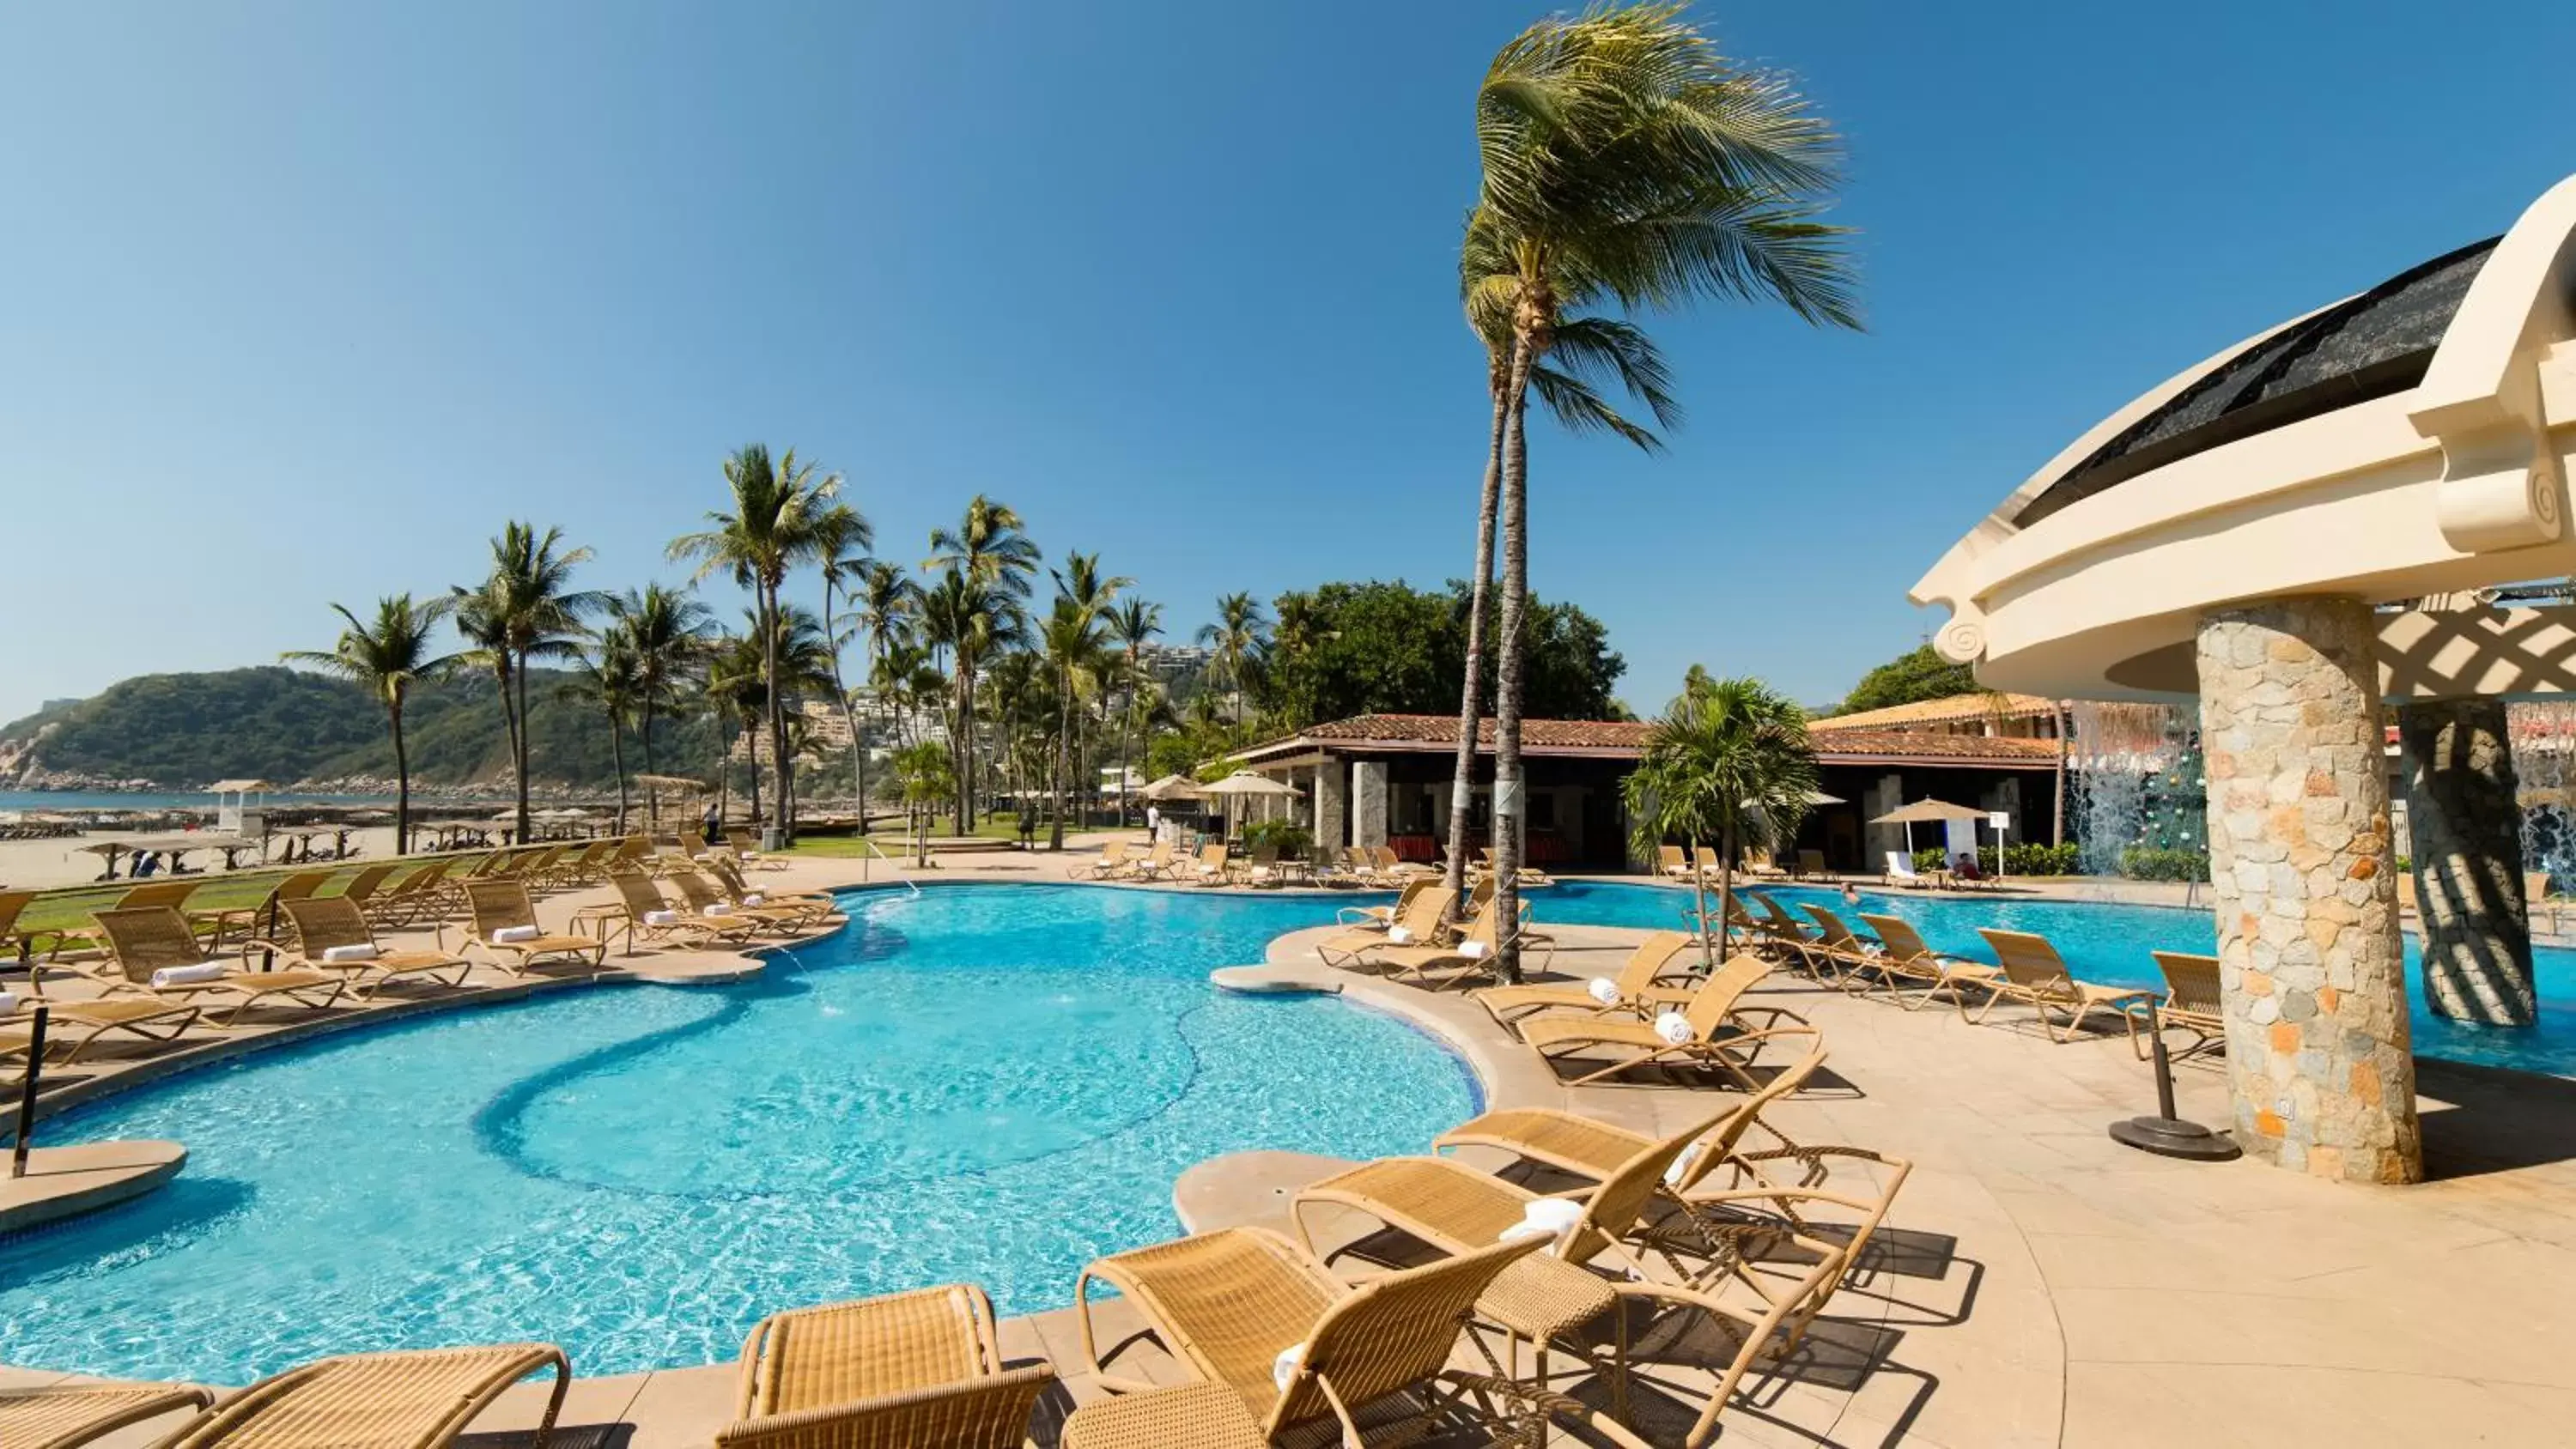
left=238, top=937, right=301, bottom=958
left=1728, top=1005, right=1811, bottom=1028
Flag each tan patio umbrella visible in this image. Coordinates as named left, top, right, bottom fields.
left=1197, top=770, right=1302, bottom=841
left=1870, top=797, right=2002, bottom=880
left=1137, top=773, right=1209, bottom=803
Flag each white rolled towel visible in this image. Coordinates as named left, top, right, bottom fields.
left=320, top=943, right=380, bottom=964
left=1664, top=1142, right=1704, bottom=1187
left=642, top=910, right=679, bottom=927
left=0, top=991, right=20, bottom=1016
left=1653, top=1010, right=1695, bottom=1046
left=1273, top=1340, right=1309, bottom=1392
left=1586, top=977, right=1621, bottom=1005
left=742, top=850, right=762, bottom=860
left=491, top=925, right=540, bottom=944
left=703, top=903, right=735, bottom=918
left=151, top=961, right=228, bottom=988
left=742, top=893, right=766, bottom=906
left=1497, top=1196, right=1585, bottom=1254
left=1459, top=938, right=1489, bottom=960
left=1386, top=925, right=1413, bottom=944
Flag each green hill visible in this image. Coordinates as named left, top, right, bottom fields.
left=3, top=666, right=730, bottom=791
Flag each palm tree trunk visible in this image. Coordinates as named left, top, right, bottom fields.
left=611, top=719, right=629, bottom=834
left=494, top=662, right=521, bottom=841
left=1443, top=385, right=1510, bottom=918
left=390, top=702, right=411, bottom=857
left=1050, top=671, right=1071, bottom=851
left=745, top=718, right=764, bottom=827
left=1691, top=838, right=1714, bottom=970
left=1491, top=342, right=1534, bottom=985
left=1717, top=818, right=1738, bottom=965
left=952, top=670, right=973, bottom=836
left=639, top=701, right=658, bottom=830
left=513, top=658, right=533, bottom=842
left=762, top=585, right=788, bottom=846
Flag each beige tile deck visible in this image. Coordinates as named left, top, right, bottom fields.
left=9, top=846, right=2576, bottom=1446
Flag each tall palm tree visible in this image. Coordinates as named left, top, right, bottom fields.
left=843, top=559, right=917, bottom=834
left=922, top=496, right=1039, bottom=830
left=1442, top=204, right=1682, bottom=912
left=601, top=584, right=714, bottom=827
left=1046, top=553, right=1130, bottom=848
left=1106, top=597, right=1163, bottom=822
left=281, top=594, right=458, bottom=854
left=668, top=444, right=841, bottom=845
left=811, top=501, right=877, bottom=831
left=574, top=629, right=646, bottom=833
left=704, top=634, right=768, bottom=828
left=456, top=523, right=603, bottom=841
left=915, top=567, right=1026, bottom=834
left=1621, top=676, right=1818, bottom=969
left=1472, top=3, right=1856, bottom=977
left=1196, top=591, right=1267, bottom=724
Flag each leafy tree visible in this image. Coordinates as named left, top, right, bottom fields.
left=279, top=594, right=459, bottom=852
left=1470, top=2, right=1856, bottom=976
left=1622, top=675, right=1819, bottom=968
left=891, top=740, right=953, bottom=865
left=1244, top=580, right=1625, bottom=728
left=1833, top=644, right=1978, bottom=717
left=669, top=444, right=842, bottom=842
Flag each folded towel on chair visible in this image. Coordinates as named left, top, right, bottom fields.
left=1653, top=1010, right=1695, bottom=1046
left=491, top=925, right=539, bottom=944
left=151, top=962, right=228, bottom=987
left=320, top=943, right=380, bottom=963
left=704, top=903, right=734, bottom=918
left=1586, top=977, right=1621, bottom=1005
left=1273, top=1341, right=1309, bottom=1391
left=1387, top=925, right=1413, bottom=945
left=1498, top=1197, right=1584, bottom=1253
left=0, top=991, right=19, bottom=1016
left=642, top=909, right=679, bottom=927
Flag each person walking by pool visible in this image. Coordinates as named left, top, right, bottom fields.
left=1146, top=803, right=1160, bottom=839
left=702, top=802, right=722, bottom=846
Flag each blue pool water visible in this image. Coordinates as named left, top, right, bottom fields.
left=0, top=885, right=1476, bottom=1383
left=1541, top=880, right=2576, bottom=1076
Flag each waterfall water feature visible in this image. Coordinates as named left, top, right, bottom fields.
left=2064, top=700, right=2207, bottom=880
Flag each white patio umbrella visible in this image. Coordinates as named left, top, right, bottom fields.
left=1198, top=771, right=1303, bottom=841
left=1869, top=797, right=1999, bottom=880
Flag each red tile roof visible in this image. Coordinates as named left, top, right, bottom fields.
left=1238, top=714, right=2059, bottom=767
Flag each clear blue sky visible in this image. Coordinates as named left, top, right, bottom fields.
left=7, top=0, right=2573, bottom=725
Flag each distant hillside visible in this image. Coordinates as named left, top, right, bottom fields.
left=1, top=666, right=732, bottom=791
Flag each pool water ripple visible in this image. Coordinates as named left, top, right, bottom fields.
left=0, top=885, right=1476, bottom=1383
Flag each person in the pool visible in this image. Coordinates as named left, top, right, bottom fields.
left=1842, top=881, right=1860, bottom=906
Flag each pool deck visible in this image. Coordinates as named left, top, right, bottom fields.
left=9, top=840, right=2576, bottom=1446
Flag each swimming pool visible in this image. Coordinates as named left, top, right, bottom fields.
left=0, top=884, right=1477, bottom=1384
left=1540, top=879, right=2576, bottom=1076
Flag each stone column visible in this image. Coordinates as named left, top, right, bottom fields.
left=1315, top=761, right=1349, bottom=852
left=1352, top=762, right=1388, bottom=849
left=2196, top=597, right=2421, bottom=1184
left=2401, top=699, right=2537, bottom=1025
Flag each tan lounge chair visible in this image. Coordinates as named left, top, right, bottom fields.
left=1855, top=912, right=2002, bottom=1009
left=1115, top=839, right=1176, bottom=882
left=1517, top=955, right=1811, bottom=1088
left=718, top=1283, right=1053, bottom=1449
left=702, top=857, right=842, bottom=927
left=4, top=991, right=204, bottom=1061
left=1362, top=897, right=1525, bottom=990
left=1789, top=902, right=1896, bottom=990
left=157, top=1343, right=569, bottom=1449
left=669, top=868, right=817, bottom=935
left=1472, top=928, right=1697, bottom=1034
left=0, top=1380, right=216, bottom=1449
left=1971, top=928, right=2157, bottom=1042
left=578, top=869, right=762, bottom=951
left=1795, top=849, right=1832, bottom=880
left=79, top=907, right=347, bottom=1027
left=1071, top=841, right=1132, bottom=880
left=1657, top=844, right=1693, bottom=880
left=726, top=828, right=790, bottom=870
left=1064, top=1228, right=1642, bottom=1449
left=1313, top=884, right=1455, bottom=969
left=0, top=888, right=84, bottom=961
left=363, top=858, right=457, bottom=929
left=1182, top=843, right=1230, bottom=887
left=463, top=882, right=608, bottom=977
left=2143, top=950, right=2227, bottom=1062
left=1332, top=876, right=1430, bottom=931
left=266, top=897, right=475, bottom=997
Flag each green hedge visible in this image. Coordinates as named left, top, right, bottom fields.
left=1244, top=819, right=1314, bottom=858
left=2120, top=846, right=2211, bottom=882
left=1911, top=842, right=2083, bottom=876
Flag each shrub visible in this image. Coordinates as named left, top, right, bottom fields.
left=1914, top=842, right=2082, bottom=876
left=1244, top=819, right=1314, bottom=858
left=2120, top=846, right=2210, bottom=882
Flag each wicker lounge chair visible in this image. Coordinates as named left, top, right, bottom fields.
left=1657, top=844, right=1692, bottom=880
left=669, top=868, right=820, bottom=934
left=1064, top=1229, right=1644, bottom=1449
left=1182, top=843, right=1230, bottom=887
left=1795, top=849, right=1832, bottom=880
left=580, top=869, right=762, bottom=951
left=462, top=882, right=608, bottom=976
left=0, top=1380, right=216, bottom=1449
left=1362, top=897, right=1526, bottom=989
left=1435, top=1040, right=1828, bottom=1188
left=157, top=1343, right=569, bottom=1449
left=1853, top=912, right=2002, bottom=1009
left=1313, top=885, right=1455, bottom=969
left=702, top=857, right=842, bottom=927
left=2143, top=951, right=2227, bottom=1062
left=3, top=991, right=204, bottom=1061
left=1071, top=841, right=1133, bottom=880
left=0, top=888, right=80, bottom=962
left=79, top=906, right=348, bottom=1027
left=264, top=897, right=475, bottom=997
left=1471, top=929, right=1698, bottom=1034
left=726, top=828, right=790, bottom=870
left=1516, top=955, right=1811, bottom=1088
left=1971, top=928, right=2157, bottom=1042
left=1114, top=840, right=1176, bottom=882
left=362, top=858, right=456, bottom=929
left=718, top=1283, right=1053, bottom=1449
left=1789, top=902, right=1895, bottom=991
left=1333, top=876, right=1429, bottom=931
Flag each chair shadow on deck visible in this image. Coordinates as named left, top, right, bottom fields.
left=2415, top=1055, right=2576, bottom=1179
left=459, top=1427, right=631, bottom=1449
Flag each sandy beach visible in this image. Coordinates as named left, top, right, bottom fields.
left=0, top=825, right=409, bottom=891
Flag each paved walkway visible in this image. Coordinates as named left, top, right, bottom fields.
left=8, top=840, right=2575, bottom=1446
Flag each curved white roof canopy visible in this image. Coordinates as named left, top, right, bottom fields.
left=1913, top=173, right=2576, bottom=702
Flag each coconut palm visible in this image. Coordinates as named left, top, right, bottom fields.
left=1470, top=2, right=1857, bottom=977
left=891, top=740, right=954, bottom=866
left=1045, top=553, right=1130, bottom=848
left=1621, top=675, right=1818, bottom=969
left=916, top=566, right=1027, bottom=833
left=1106, top=597, right=1164, bottom=823
left=811, top=501, right=877, bottom=830
left=1443, top=205, right=1683, bottom=910
left=924, top=494, right=1041, bottom=597
left=282, top=594, right=459, bottom=854
left=600, top=584, right=714, bottom=826
left=841, top=559, right=916, bottom=833
left=704, top=633, right=769, bottom=828
left=455, top=523, right=605, bottom=841
left=574, top=630, right=646, bottom=833
left=1196, top=591, right=1267, bottom=724
left=668, top=444, right=841, bottom=845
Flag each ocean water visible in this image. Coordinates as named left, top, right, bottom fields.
left=1545, top=879, right=2576, bottom=1076
left=0, top=884, right=1475, bottom=1383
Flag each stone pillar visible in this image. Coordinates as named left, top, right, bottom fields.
left=2197, top=597, right=2420, bottom=1184
left=2400, top=699, right=2537, bottom=1025
left=1315, top=760, right=1350, bottom=851
left=1352, top=761, right=1388, bottom=849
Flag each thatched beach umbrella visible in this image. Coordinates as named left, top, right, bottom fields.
left=1137, top=773, right=1208, bottom=803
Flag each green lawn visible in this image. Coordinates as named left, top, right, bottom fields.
left=11, top=857, right=458, bottom=938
